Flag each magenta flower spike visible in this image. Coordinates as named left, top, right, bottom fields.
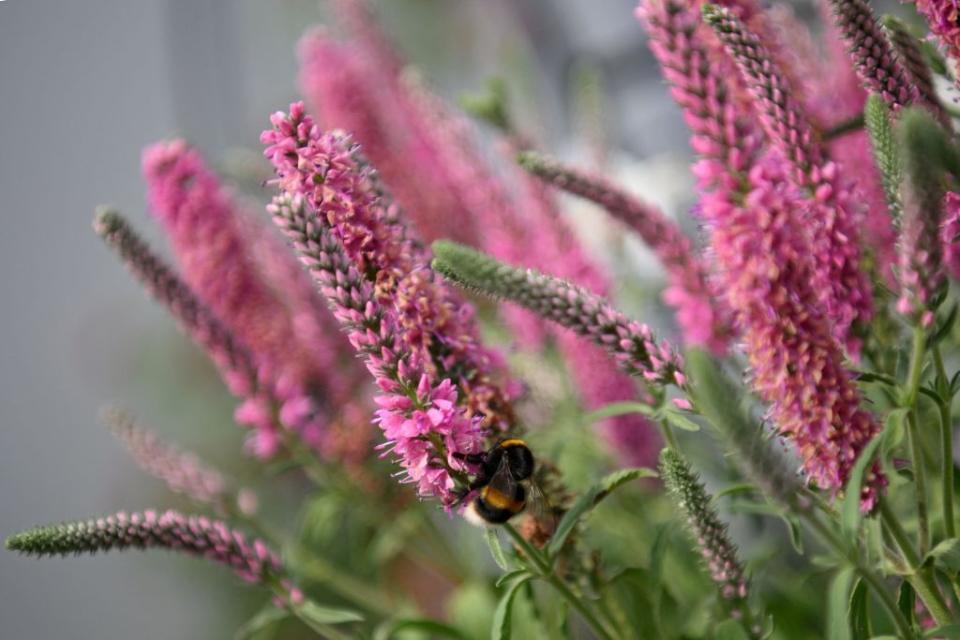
left=261, top=104, right=516, bottom=434
left=704, top=5, right=874, bottom=356
left=518, top=151, right=732, bottom=354
left=266, top=194, right=486, bottom=506
left=911, top=0, right=960, bottom=90
left=142, top=140, right=342, bottom=457
left=297, top=31, right=476, bottom=246
left=639, top=0, right=884, bottom=509
left=823, top=0, right=919, bottom=110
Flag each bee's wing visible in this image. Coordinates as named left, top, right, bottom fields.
left=486, top=455, right=520, bottom=498
left=526, top=478, right=557, bottom=531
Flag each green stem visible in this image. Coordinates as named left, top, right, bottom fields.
left=294, top=552, right=395, bottom=618
left=902, top=327, right=931, bottom=555
left=659, top=419, right=679, bottom=450
left=903, top=326, right=927, bottom=409
left=880, top=499, right=953, bottom=627
left=934, top=347, right=956, bottom=539
left=823, top=113, right=865, bottom=140
left=502, top=524, right=618, bottom=640
left=908, top=411, right=931, bottom=555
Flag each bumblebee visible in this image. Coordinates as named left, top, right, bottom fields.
left=456, top=439, right=536, bottom=525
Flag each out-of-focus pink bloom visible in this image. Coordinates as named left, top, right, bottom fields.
left=639, top=0, right=884, bottom=509
left=298, top=30, right=476, bottom=246
left=142, top=140, right=346, bottom=457
left=943, top=193, right=960, bottom=281
left=104, top=408, right=234, bottom=512
left=262, top=104, right=516, bottom=433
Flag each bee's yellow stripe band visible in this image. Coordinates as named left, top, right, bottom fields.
left=481, top=487, right=523, bottom=512
left=499, top=438, right=527, bottom=448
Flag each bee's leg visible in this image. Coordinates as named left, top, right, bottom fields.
left=451, top=451, right=486, bottom=465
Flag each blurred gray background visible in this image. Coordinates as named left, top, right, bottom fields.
left=0, top=0, right=830, bottom=637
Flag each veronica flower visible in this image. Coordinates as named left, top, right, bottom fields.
left=103, top=407, right=257, bottom=517
left=297, top=30, right=475, bottom=246
left=5, top=510, right=293, bottom=595
left=142, top=140, right=337, bottom=457
left=262, top=103, right=516, bottom=433
left=660, top=449, right=757, bottom=633
left=704, top=5, right=874, bottom=356
left=639, top=0, right=884, bottom=509
left=265, top=193, right=486, bottom=505
left=93, top=211, right=286, bottom=453
left=911, top=0, right=960, bottom=89
left=883, top=17, right=949, bottom=126
left=518, top=151, right=732, bottom=354
left=431, top=241, right=685, bottom=389
left=824, top=0, right=919, bottom=110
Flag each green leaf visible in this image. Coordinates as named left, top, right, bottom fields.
left=583, top=401, right=657, bottom=424
left=926, top=538, right=960, bottom=575
left=491, top=573, right=535, bottom=640
left=234, top=606, right=289, bottom=640
left=848, top=578, right=871, bottom=639
left=714, top=619, right=751, bottom=640
left=293, top=600, right=364, bottom=631
left=841, top=418, right=888, bottom=537
left=925, top=625, right=960, bottom=639
left=713, top=483, right=758, bottom=501
left=545, top=467, right=657, bottom=558
left=781, top=513, right=804, bottom=554
left=495, top=568, right=532, bottom=588
left=827, top=568, right=856, bottom=640
left=485, top=527, right=512, bottom=571
left=928, top=303, right=958, bottom=347
left=374, top=619, right=470, bottom=640
left=662, top=406, right=701, bottom=432
left=897, top=580, right=916, bottom=629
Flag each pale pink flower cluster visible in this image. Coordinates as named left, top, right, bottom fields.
left=142, top=141, right=360, bottom=458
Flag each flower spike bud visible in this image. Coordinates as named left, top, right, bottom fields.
left=685, top=349, right=809, bottom=513
left=102, top=407, right=256, bottom=517
left=896, top=108, right=949, bottom=325
left=431, top=240, right=684, bottom=388
left=5, top=510, right=286, bottom=588
left=703, top=3, right=873, bottom=356
left=93, top=209, right=258, bottom=397
left=882, top=17, right=950, bottom=127
left=517, top=150, right=732, bottom=354
left=660, top=449, right=759, bottom=635
left=822, top=0, right=919, bottom=110
left=864, top=94, right=902, bottom=222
